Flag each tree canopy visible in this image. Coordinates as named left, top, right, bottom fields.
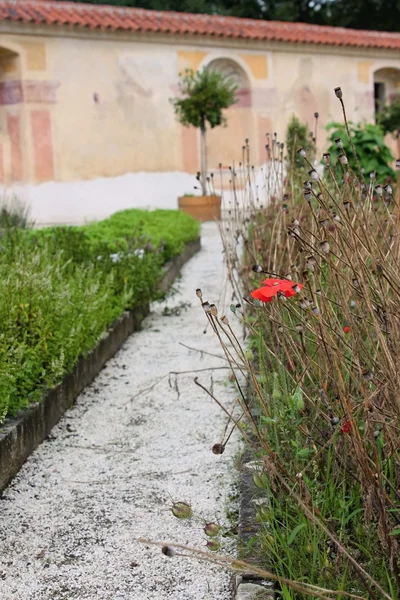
left=63, top=0, right=400, bottom=33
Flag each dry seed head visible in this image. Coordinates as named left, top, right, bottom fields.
left=303, top=190, right=313, bottom=202
left=334, top=87, right=343, bottom=99
left=297, top=147, right=306, bottom=158
left=221, top=315, right=229, bottom=325
left=352, top=278, right=360, bottom=288
left=319, top=218, right=329, bottom=228
left=331, top=416, right=340, bottom=425
left=196, top=288, right=203, bottom=299
left=319, top=241, right=330, bottom=254
left=363, top=370, right=373, bottom=381
left=335, top=137, right=344, bottom=149
left=370, top=171, right=376, bottom=180
left=323, top=153, right=331, bottom=165
left=374, top=430, right=380, bottom=439
left=252, top=264, right=263, bottom=273
left=384, top=184, right=393, bottom=195
left=311, top=305, right=320, bottom=316
left=292, top=284, right=301, bottom=294
left=278, top=292, right=287, bottom=302
left=396, top=158, right=400, bottom=170
left=291, top=218, right=300, bottom=227
left=375, top=185, right=383, bottom=196
left=212, top=443, right=225, bottom=455
left=299, top=299, right=308, bottom=310
left=162, top=545, right=176, bottom=557
left=282, top=203, right=288, bottom=212
left=338, top=153, right=348, bottom=165
left=304, top=180, right=312, bottom=189
left=308, top=169, right=319, bottom=181
left=333, top=214, right=341, bottom=223
left=209, top=304, right=218, bottom=317
left=202, top=301, right=211, bottom=313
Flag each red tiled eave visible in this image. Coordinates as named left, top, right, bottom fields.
left=1, top=0, right=400, bottom=50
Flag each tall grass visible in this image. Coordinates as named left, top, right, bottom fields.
left=197, top=96, right=400, bottom=598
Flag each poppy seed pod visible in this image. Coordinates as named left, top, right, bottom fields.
left=311, top=305, right=320, bottom=316
left=335, top=137, right=344, bottom=149
left=196, top=288, right=203, bottom=299
left=252, top=264, right=263, bottom=273
left=202, top=301, right=211, bottom=313
left=384, top=184, right=393, bottom=195
left=323, top=153, right=331, bottom=165
left=309, top=169, right=319, bottom=181
left=209, top=304, right=218, bottom=317
left=375, top=185, right=383, bottom=196
left=212, top=443, right=225, bottom=455
left=221, top=315, right=229, bottom=325
left=374, top=430, right=380, bottom=439
left=299, top=299, right=308, bottom=310
left=314, top=111, right=319, bottom=118
left=334, top=87, right=343, bottom=99
left=362, top=370, right=373, bottom=381
left=304, top=180, right=312, bottom=189
left=204, top=522, right=220, bottom=537
left=333, top=214, right=341, bottom=223
left=331, top=416, right=340, bottom=425
left=352, top=278, right=359, bottom=288
left=162, top=545, right=176, bottom=557
left=171, top=502, right=193, bottom=520
left=282, top=203, right=288, bottom=212
left=343, top=201, right=351, bottom=211
left=278, top=292, right=287, bottom=302
left=319, top=241, right=330, bottom=254
left=396, top=159, right=400, bottom=170
left=338, top=154, right=348, bottom=165
left=319, top=218, right=329, bottom=228
left=303, top=190, right=313, bottom=202
left=283, top=193, right=289, bottom=201
left=370, top=171, right=376, bottom=180
left=292, top=284, right=301, bottom=294
left=297, top=147, right=306, bottom=158
left=291, top=218, right=300, bottom=227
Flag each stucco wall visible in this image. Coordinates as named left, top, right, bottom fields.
left=1, top=25, right=400, bottom=185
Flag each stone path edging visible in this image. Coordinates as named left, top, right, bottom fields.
left=0, top=238, right=200, bottom=493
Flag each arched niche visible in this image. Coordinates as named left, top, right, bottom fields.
left=374, top=67, right=400, bottom=116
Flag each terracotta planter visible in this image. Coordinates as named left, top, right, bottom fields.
left=178, top=195, right=221, bottom=222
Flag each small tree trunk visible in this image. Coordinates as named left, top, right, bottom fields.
left=200, top=124, right=207, bottom=196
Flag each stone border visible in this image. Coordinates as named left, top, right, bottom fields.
left=0, top=238, right=200, bottom=493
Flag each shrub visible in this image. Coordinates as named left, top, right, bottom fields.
left=326, top=120, right=395, bottom=181
left=0, top=209, right=199, bottom=422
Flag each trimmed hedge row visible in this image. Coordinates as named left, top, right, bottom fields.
left=0, top=209, right=199, bottom=423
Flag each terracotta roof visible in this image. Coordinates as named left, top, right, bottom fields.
left=1, top=0, right=400, bottom=50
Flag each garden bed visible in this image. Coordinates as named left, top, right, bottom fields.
left=0, top=209, right=200, bottom=491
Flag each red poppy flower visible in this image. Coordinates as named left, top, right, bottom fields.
left=251, top=279, right=304, bottom=303
left=343, top=325, right=350, bottom=334
left=341, top=419, right=352, bottom=434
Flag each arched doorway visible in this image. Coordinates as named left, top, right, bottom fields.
left=374, top=67, right=400, bottom=117
left=373, top=67, right=400, bottom=156
left=205, top=58, right=253, bottom=172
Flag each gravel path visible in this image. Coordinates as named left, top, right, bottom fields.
left=0, top=223, right=239, bottom=600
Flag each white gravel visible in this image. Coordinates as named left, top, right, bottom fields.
left=0, top=223, right=240, bottom=600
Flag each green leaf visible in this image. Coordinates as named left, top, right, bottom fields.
left=288, top=523, right=307, bottom=545
left=389, top=528, right=400, bottom=536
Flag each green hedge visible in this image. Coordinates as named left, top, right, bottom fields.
left=0, top=209, right=199, bottom=422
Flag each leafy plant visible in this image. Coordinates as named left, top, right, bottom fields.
left=0, top=209, right=199, bottom=423
left=326, top=120, right=395, bottom=181
left=171, top=68, right=237, bottom=195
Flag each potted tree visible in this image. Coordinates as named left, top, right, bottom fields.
left=171, top=68, right=237, bottom=222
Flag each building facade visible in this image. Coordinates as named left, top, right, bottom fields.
left=1, top=0, right=400, bottom=186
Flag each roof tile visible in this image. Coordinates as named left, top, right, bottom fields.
left=1, top=0, right=400, bottom=49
